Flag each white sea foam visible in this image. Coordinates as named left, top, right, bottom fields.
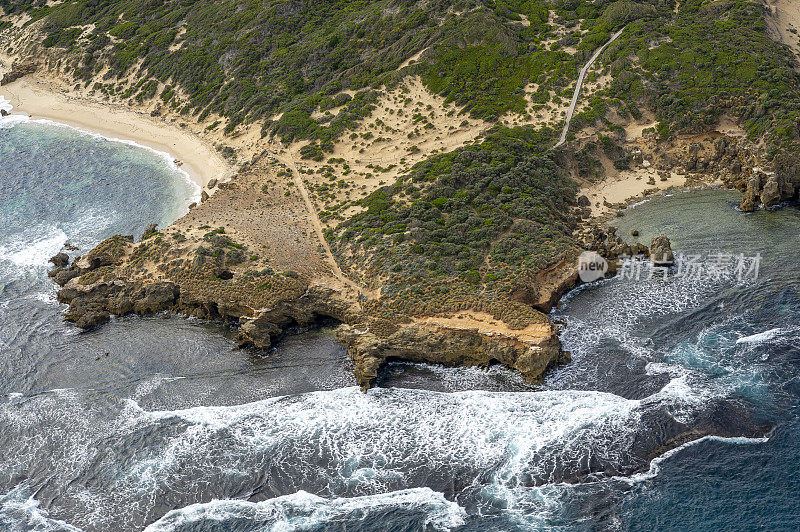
left=144, top=488, right=466, bottom=532
left=620, top=433, right=770, bottom=485
left=0, top=228, right=68, bottom=268
left=736, top=328, right=785, bottom=344
left=0, top=96, right=29, bottom=129
left=0, top=95, right=12, bottom=113
left=0, top=378, right=758, bottom=530
left=112, top=381, right=704, bottom=504
left=0, top=485, right=84, bottom=532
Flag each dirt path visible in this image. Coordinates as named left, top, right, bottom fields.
left=282, top=151, right=368, bottom=298
left=555, top=27, right=626, bottom=148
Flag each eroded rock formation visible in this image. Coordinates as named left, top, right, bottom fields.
left=1, top=61, right=37, bottom=85
left=649, top=235, right=675, bottom=266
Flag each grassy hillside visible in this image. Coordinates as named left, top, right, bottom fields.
left=5, top=0, right=797, bottom=148
left=329, top=125, right=581, bottom=328
left=4, top=0, right=800, bottom=331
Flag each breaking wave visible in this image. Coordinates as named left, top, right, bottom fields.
left=145, top=488, right=466, bottom=532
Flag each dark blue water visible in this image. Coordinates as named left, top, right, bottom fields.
left=0, top=107, right=798, bottom=531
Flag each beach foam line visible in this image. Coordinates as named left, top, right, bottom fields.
left=618, top=432, right=770, bottom=486
left=0, top=96, right=28, bottom=129
left=0, top=95, right=201, bottom=207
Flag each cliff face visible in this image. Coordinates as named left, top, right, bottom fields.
left=51, top=252, right=568, bottom=390
left=48, top=152, right=574, bottom=390
left=338, top=315, right=565, bottom=390
left=738, top=152, right=800, bottom=211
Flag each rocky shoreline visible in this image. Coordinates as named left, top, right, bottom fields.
left=48, top=204, right=679, bottom=390
left=49, top=244, right=570, bottom=389
left=45, top=116, right=785, bottom=392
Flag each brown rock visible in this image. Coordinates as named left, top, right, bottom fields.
left=337, top=319, right=564, bottom=391
left=760, top=176, right=781, bottom=209
left=650, top=235, right=675, bottom=266
left=1, top=62, right=37, bottom=85
left=49, top=252, right=69, bottom=268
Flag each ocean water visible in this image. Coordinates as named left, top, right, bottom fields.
left=0, top=102, right=798, bottom=531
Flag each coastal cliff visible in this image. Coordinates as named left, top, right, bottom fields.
left=6, top=0, right=799, bottom=389
left=50, top=248, right=569, bottom=390
left=48, top=149, right=576, bottom=389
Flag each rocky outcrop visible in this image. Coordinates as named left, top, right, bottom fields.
left=760, top=174, right=782, bottom=208
left=49, top=252, right=69, bottom=268
left=51, top=248, right=361, bottom=345
left=337, top=318, right=565, bottom=390
left=740, top=172, right=763, bottom=212
left=576, top=224, right=649, bottom=274
left=738, top=153, right=800, bottom=211
left=49, top=234, right=569, bottom=390
left=237, top=284, right=362, bottom=349
left=58, top=280, right=180, bottom=329
left=510, top=257, right=579, bottom=313
left=1, top=62, right=37, bottom=85
left=649, top=235, right=675, bottom=266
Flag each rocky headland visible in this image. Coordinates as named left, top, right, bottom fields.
left=5, top=0, right=795, bottom=390
left=47, top=150, right=580, bottom=390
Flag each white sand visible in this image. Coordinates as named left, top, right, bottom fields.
left=1, top=76, right=231, bottom=187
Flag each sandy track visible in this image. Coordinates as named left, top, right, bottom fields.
left=555, top=27, right=626, bottom=148
left=282, top=151, right=367, bottom=297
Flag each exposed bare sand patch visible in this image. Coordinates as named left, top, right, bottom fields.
left=624, top=120, right=658, bottom=140
left=416, top=312, right=553, bottom=343
left=283, top=76, right=489, bottom=223
left=761, top=0, right=800, bottom=61
left=581, top=166, right=687, bottom=217
left=715, top=114, right=747, bottom=137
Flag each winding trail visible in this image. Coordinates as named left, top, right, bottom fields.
left=281, top=28, right=621, bottom=296
left=555, top=27, right=626, bottom=148
left=283, top=151, right=367, bottom=298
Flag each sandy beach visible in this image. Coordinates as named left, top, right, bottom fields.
left=581, top=167, right=688, bottom=217
left=0, top=76, right=231, bottom=188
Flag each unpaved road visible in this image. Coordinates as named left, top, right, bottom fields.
left=555, top=27, right=626, bottom=148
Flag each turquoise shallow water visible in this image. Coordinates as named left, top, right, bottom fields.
left=0, top=111, right=798, bottom=531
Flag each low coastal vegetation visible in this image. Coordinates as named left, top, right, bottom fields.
left=5, top=0, right=800, bottom=383
left=330, top=125, right=581, bottom=329
left=5, top=0, right=797, bottom=159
